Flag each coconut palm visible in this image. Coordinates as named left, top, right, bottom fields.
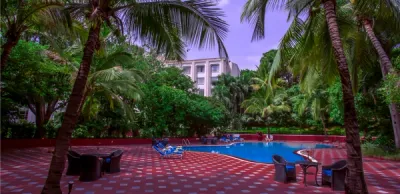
left=242, top=64, right=290, bottom=136
left=80, top=51, right=143, bottom=122
left=213, top=74, right=248, bottom=114
left=42, top=0, right=229, bottom=193
left=0, top=0, right=70, bottom=73
left=241, top=0, right=368, bottom=192
left=213, top=74, right=250, bottom=129
left=242, top=87, right=291, bottom=136
left=295, top=86, right=330, bottom=136
left=350, top=0, right=400, bottom=148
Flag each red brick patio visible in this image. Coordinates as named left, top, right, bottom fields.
left=1, top=144, right=399, bottom=194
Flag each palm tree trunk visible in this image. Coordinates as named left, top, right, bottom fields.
left=361, top=19, right=391, bottom=75
left=41, top=25, right=101, bottom=194
left=322, top=0, right=368, bottom=193
left=362, top=19, right=400, bottom=149
left=1, top=38, right=18, bottom=73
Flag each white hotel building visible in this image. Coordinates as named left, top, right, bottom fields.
left=165, top=58, right=240, bottom=97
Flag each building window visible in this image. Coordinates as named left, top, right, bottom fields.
left=211, top=77, right=218, bottom=83
left=197, top=66, right=204, bottom=73
left=19, top=108, right=28, bottom=120
left=211, top=64, right=219, bottom=73
left=198, top=89, right=204, bottom=96
left=197, top=78, right=204, bottom=85
left=183, top=66, right=191, bottom=74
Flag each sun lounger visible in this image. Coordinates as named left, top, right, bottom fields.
left=153, top=146, right=183, bottom=159
left=219, top=136, right=230, bottom=143
left=232, top=134, right=244, bottom=141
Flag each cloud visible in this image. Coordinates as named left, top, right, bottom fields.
left=218, top=0, right=230, bottom=7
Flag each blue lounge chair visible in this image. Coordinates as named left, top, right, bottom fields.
left=219, top=136, right=230, bottom=143
left=232, top=134, right=244, bottom=142
left=156, top=142, right=183, bottom=152
left=153, top=146, right=184, bottom=159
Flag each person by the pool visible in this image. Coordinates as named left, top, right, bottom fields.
left=265, top=134, right=273, bottom=142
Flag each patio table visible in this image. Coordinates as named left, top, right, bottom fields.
left=295, top=161, right=321, bottom=187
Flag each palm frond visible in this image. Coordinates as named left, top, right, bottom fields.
left=241, top=0, right=287, bottom=41
left=118, top=0, right=229, bottom=59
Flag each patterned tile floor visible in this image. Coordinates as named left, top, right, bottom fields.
left=1, top=144, right=400, bottom=194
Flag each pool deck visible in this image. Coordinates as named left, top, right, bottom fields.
left=1, top=143, right=400, bottom=194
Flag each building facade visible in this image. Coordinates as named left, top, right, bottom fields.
left=165, top=58, right=240, bottom=97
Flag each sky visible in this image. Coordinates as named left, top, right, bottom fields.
left=186, top=0, right=291, bottom=70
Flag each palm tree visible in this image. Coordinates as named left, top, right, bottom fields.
left=42, top=1, right=229, bottom=193
left=295, top=85, right=330, bottom=136
left=213, top=74, right=251, bottom=129
left=241, top=0, right=368, bottom=193
left=242, top=87, right=291, bottom=136
left=80, top=50, right=143, bottom=121
left=351, top=0, right=400, bottom=148
left=0, top=0, right=70, bottom=73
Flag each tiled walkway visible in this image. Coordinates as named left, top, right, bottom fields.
left=1, top=144, right=400, bottom=194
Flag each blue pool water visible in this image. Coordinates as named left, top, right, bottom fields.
left=184, top=142, right=332, bottom=163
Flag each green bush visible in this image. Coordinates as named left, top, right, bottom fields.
left=371, top=135, right=396, bottom=152
left=228, top=126, right=344, bottom=135
left=72, top=125, right=92, bottom=138
left=1, top=121, right=36, bottom=139
left=362, top=142, right=400, bottom=160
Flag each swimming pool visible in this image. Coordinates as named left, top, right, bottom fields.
left=184, top=142, right=332, bottom=163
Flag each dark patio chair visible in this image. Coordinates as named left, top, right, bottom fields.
left=272, top=155, right=297, bottom=183
left=66, top=150, right=81, bottom=176
left=211, top=137, right=217, bottom=144
left=103, top=150, right=123, bottom=173
left=79, top=154, right=103, bottom=182
left=322, top=160, right=347, bottom=191
left=201, top=136, right=208, bottom=144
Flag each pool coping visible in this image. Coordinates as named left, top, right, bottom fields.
left=183, top=141, right=324, bottom=164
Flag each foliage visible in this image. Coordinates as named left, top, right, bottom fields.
left=0, top=120, right=36, bottom=139
left=2, top=41, right=71, bottom=101
left=136, top=74, right=228, bottom=138
left=362, top=142, right=400, bottom=160
left=212, top=72, right=253, bottom=130
left=151, top=67, right=197, bottom=93
left=379, top=73, right=400, bottom=104
left=229, top=126, right=345, bottom=136
left=1, top=40, right=72, bottom=137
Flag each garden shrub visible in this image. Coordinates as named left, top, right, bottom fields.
left=1, top=121, right=36, bottom=139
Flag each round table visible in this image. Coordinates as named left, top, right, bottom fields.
left=295, top=161, right=321, bottom=187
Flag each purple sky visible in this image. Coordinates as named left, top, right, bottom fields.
left=186, top=0, right=290, bottom=70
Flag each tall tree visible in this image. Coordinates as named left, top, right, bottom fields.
left=1, top=40, right=72, bottom=138
left=0, top=0, right=70, bottom=73
left=42, top=0, right=229, bottom=193
left=241, top=0, right=368, bottom=193
left=351, top=0, right=400, bottom=148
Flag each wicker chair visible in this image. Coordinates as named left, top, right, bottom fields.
left=103, top=150, right=123, bottom=173
left=66, top=150, right=81, bottom=176
left=322, top=160, right=347, bottom=191
left=272, top=155, right=297, bottom=183
left=79, top=154, right=103, bottom=182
